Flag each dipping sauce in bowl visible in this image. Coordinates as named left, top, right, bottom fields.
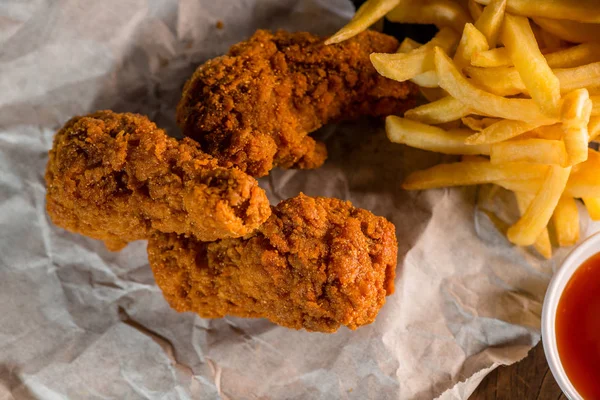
left=556, top=252, right=600, bottom=399
left=543, top=232, right=600, bottom=400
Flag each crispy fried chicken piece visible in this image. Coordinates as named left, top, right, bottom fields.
left=177, top=30, right=417, bottom=177
left=148, top=193, right=397, bottom=332
left=45, top=111, right=271, bottom=250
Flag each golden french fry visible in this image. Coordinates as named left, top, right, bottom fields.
left=592, top=96, right=600, bottom=116
left=474, top=0, right=600, bottom=23
left=461, top=116, right=501, bottom=131
left=410, top=71, right=439, bottom=88
left=454, top=23, right=489, bottom=71
left=507, top=165, right=571, bottom=246
left=589, top=116, right=600, bottom=141
left=325, top=0, right=404, bottom=44
left=490, top=139, right=568, bottom=166
left=471, top=48, right=511, bottom=67
left=496, top=179, right=542, bottom=193
left=419, top=87, right=448, bottom=102
left=471, top=44, right=600, bottom=69
left=405, top=96, right=473, bottom=124
left=402, top=161, right=549, bottom=190
left=398, top=38, right=422, bottom=53
left=465, top=66, right=525, bottom=96
left=500, top=14, right=561, bottom=117
left=386, top=116, right=490, bottom=155
left=474, top=0, right=506, bottom=48
left=465, top=119, right=544, bottom=144
left=561, top=89, right=592, bottom=165
left=461, top=155, right=489, bottom=163
left=371, top=28, right=459, bottom=83
left=466, top=63, right=600, bottom=95
left=397, top=39, right=442, bottom=87
left=514, top=192, right=552, bottom=259
left=530, top=124, right=564, bottom=140
left=554, top=62, right=600, bottom=93
left=545, top=43, right=600, bottom=69
left=533, top=18, right=600, bottom=44
left=386, top=0, right=472, bottom=32
left=564, top=150, right=600, bottom=198
left=468, top=0, right=484, bottom=21
left=552, top=196, right=580, bottom=247
left=434, top=48, right=555, bottom=122
left=538, top=28, right=564, bottom=51
left=582, top=197, right=600, bottom=220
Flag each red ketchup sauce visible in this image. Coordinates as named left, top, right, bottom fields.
left=556, top=252, right=600, bottom=399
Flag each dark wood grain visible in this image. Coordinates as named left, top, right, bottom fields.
left=470, top=342, right=567, bottom=400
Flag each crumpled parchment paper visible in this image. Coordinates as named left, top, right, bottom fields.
left=1, top=1, right=598, bottom=399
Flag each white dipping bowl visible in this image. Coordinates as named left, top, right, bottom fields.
left=542, top=231, right=600, bottom=400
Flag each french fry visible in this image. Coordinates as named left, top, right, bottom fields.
left=398, top=38, right=422, bottom=53
left=434, top=48, right=555, bottom=122
left=533, top=18, right=600, bottom=44
left=589, top=116, right=600, bottom=142
left=405, top=96, right=473, bottom=125
left=496, top=179, right=542, bottom=194
left=561, top=89, right=592, bottom=165
left=583, top=197, right=600, bottom=220
left=325, top=0, right=404, bottom=44
left=493, top=153, right=600, bottom=198
left=468, top=0, right=484, bottom=21
left=454, top=23, right=489, bottom=71
left=397, top=38, right=440, bottom=87
left=461, top=116, right=501, bottom=131
left=564, top=150, right=600, bottom=198
left=490, top=139, right=568, bottom=166
left=500, top=14, right=561, bottom=117
left=419, top=87, right=449, bottom=102
left=530, top=124, right=564, bottom=140
left=552, top=196, right=580, bottom=247
left=466, top=63, right=600, bottom=95
left=402, top=161, right=549, bottom=190
left=514, top=192, right=552, bottom=259
left=410, top=71, right=439, bottom=88
left=554, top=62, right=600, bottom=93
left=472, top=43, right=600, bottom=69
left=465, top=66, right=525, bottom=96
left=538, top=28, right=564, bottom=51
left=371, top=28, right=459, bottom=83
left=507, top=165, right=571, bottom=247
left=592, top=96, right=600, bottom=116
left=474, top=0, right=600, bottom=23
left=474, top=0, right=506, bottom=48
left=471, top=48, right=511, bottom=67
left=386, top=0, right=472, bottom=32
left=465, top=119, right=544, bottom=144
left=545, top=43, right=600, bottom=69
left=386, top=116, right=490, bottom=155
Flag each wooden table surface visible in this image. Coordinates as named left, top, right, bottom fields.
left=470, top=342, right=567, bottom=399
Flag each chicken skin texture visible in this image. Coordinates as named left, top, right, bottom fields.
left=177, top=30, right=417, bottom=177
left=45, top=111, right=271, bottom=250
left=148, top=194, right=397, bottom=332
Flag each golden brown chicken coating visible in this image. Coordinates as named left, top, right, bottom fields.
left=148, top=193, right=397, bottom=332
left=45, top=110, right=271, bottom=250
left=177, top=30, right=417, bottom=177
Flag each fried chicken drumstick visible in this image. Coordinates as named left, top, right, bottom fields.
left=148, top=194, right=397, bottom=332
left=177, top=30, right=417, bottom=177
left=45, top=111, right=271, bottom=250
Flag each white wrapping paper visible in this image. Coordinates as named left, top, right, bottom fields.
left=1, top=1, right=598, bottom=399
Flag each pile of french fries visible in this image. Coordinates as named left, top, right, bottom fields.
left=327, top=0, right=600, bottom=258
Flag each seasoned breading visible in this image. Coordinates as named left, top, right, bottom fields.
left=177, top=30, right=417, bottom=177
left=45, top=110, right=271, bottom=250
left=148, top=194, right=397, bottom=332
